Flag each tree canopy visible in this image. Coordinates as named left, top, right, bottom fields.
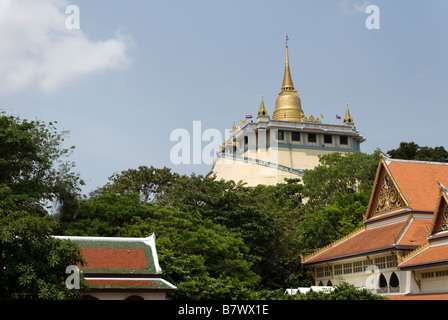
left=5, top=110, right=428, bottom=300
left=0, top=111, right=85, bottom=299
left=387, top=141, right=448, bottom=162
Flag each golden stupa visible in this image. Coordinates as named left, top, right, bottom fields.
left=272, top=43, right=305, bottom=121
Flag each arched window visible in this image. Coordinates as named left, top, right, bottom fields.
left=389, top=272, right=400, bottom=292
left=378, top=274, right=388, bottom=293
left=327, top=280, right=332, bottom=286
left=318, top=281, right=324, bottom=286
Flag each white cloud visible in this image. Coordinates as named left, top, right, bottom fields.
left=338, top=0, right=371, bottom=15
left=0, top=0, right=131, bottom=95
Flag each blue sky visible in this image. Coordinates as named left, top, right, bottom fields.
left=1, top=0, right=447, bottom=194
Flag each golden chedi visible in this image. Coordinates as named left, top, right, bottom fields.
left=212, top=38, right=365, bottom=187
left=272, top=44, right=305, bottom=121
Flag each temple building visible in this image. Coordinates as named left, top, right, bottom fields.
left=55, top=234, right=176, bottom=300
left=211, top=41, right=365, bottom=186
left=301, top=155, right=448, bottom=300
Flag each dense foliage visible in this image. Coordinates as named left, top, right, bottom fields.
left=387, top=141, right=448, bottom=162
left=0, top=111, right=85, bottom=299
left=8, top=111, right=437, bottom=300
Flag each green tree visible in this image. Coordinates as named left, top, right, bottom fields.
left=0, top=110, right=86, bottom=299
left=387, top=142, right=448, bottom=162
left=98, top=166, right=179, bottom=203
left=301, top=151, right=379, bottom=210
left=0, top=110, right=84, bottom=217
left=297, top=151, right=378, bottom=257
left=297, top=191, right=369, bottom=255
left=76, top=166, right=311, bottom=293
left=0, top=184, right=86, bottom=299
left=158, top=173, right=308, bottom=289
left=61, top=193, right=260, bottom=300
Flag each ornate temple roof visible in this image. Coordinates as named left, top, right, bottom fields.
left=302, top=155, right=448, bottom=267
left=55, top=234, right=176, bottom=293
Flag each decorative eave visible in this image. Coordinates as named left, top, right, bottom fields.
left=81, top=277, right=177, bottom=293
left=301, top=226, right=366, bottom=264
left=397, top=242, right=431, bottom=267
left=428, top=182, right=448, bottom=237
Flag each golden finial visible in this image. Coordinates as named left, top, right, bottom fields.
left=272, top=36, right=305, bottom=121
left=258, top=95, right=268, bottom=116
left=343, top=103, right=354, bottom=124
left=282, top=37, right=294, bottom=90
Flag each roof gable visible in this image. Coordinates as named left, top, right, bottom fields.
left=365, top=156, right=448, bottom=221
left=428, top=183, right=448, bottom=237
left=390, top=184, right=448, bottom=270
left=364, top=156, right=410, bottom=221
left=386, top=158, right=448, bottom=212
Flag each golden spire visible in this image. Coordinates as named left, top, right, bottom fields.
left=343, top=103, right=354, bottom=124
left=272, top=37, right=305, bottom=122
left=281, top=42, right=294, bottom=90
left=258, top=95, right=268, bottom=116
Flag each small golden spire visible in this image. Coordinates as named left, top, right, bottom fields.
left=343, top=103, right=354, bottom=124
left=258, top=95, right=268, bottom=116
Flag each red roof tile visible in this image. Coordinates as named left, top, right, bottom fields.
left=399, top=244, right=448, bottom=269
left=88, top=279, right=156, bottom=287
left=80, top=247, right=148, bottom=270
left=303, top=222, right=406, bottom=265
left=386, top=292, right=448, bottom=300
left=388, top=160, right=448, bottom=212
left=397, top=219, right=432, bottom=247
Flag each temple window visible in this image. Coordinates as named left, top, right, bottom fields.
left=278, top=130, right=284, bottom=141
left=292, top=132, right=300, bottom=142
left=308, top=133, right=316, bottom=143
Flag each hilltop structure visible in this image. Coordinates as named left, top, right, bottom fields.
left=211, top=41, right=365, bottom=186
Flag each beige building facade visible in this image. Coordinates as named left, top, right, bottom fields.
left=212, top=42, right=365, bottom=186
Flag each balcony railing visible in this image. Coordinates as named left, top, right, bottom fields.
left=377, top=285, right=400, bottom=294
left=218, top=153, right=304, bottom=176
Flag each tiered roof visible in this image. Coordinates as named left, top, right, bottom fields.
left=302, top=155, right=448, bottom=267
left=55, top=234, right=176, bottom=293
left=398, top=183, right=448, bottom=271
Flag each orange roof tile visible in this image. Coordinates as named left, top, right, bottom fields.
left=386, top=292, right=448, bottom=300
left=80, top=247, right=148, bottom=270
left=399, top=244, right=448, bottom=269
left=88, top=279, right=156, bottom=287
left=303, top=221, right=406, bottom=265
left=387, top=160, right=448, bottom=212
left=397, top=219, right=432, bottom=247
